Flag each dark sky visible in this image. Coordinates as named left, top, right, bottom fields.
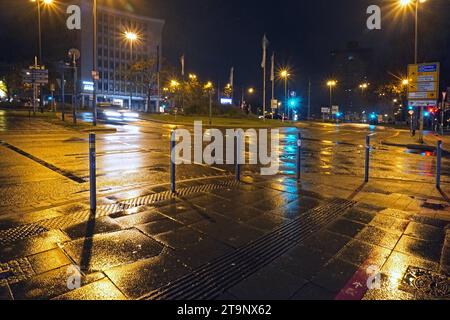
left=1, top=0, right=449, bottom=111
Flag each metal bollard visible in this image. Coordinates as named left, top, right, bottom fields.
left=236, top=132, right=241, bottom=182
left=89, top=133, right=97, bottom=214
left=170, top=130, right=176, bottom=193
left=296, top=131, right=302, bottom=181
left=364, top=135, right=370, bottom=183
left=436, top=140, right=442, bottom=189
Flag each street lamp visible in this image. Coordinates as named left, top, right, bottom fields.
left=399, top=0, right=427, bottom=64
left=359, top=83, right=369, bottom=93
left=327, top=80, right=337, bottom=107
left=280, top=70, right=290, bottom=117
left=30, top=0, right=54, bottom=64
left=204, top=81, right=214, bottom=125
left=124, top=30, right=139, bottom=110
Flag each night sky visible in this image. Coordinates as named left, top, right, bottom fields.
left=1, top=0, right=449, bottom=111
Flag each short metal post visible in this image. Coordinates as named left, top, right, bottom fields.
left=89, top=133, right=96, bottom=214
left=364, top=135, right=370, bottom=183
left=436, top=140, right=442, bottom=189
left=296, top=131, right=302, bottom=181
left=236, top=132, right=241, bottom=182
left=170, top=130, right=176, bottom=193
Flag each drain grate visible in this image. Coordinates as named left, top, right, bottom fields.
left=0, top=180, right=239, bottom=245
left=144, top=198, right=356, bottom=300
left=400, top=266, right=449, bottom=299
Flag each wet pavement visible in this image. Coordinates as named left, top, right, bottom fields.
left=0, top=112, right=449, bottom=300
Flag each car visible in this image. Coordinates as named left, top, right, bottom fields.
left=97, top=103, right=139, bottom=121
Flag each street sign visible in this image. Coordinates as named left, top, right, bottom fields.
left=321, top=107, right=330, bottom=114
left=408, top=100, right=437, bottom=107
left=408, top=62, right=439, bottom=107
left=22, top=67, right=49, bottom=85
left=271, top=99, right=278, bottom=109
left=331, top=105, right=339, bottom=115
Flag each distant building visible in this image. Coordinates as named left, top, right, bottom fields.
left=78, top=0, right=164, bottom=111
left=330, top=42, right=373, bottom=113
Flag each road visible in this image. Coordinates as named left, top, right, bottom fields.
left=0, top=113, right=448, bottom=217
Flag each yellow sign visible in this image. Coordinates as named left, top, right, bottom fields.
left=407, top=62, right=439, bottom=106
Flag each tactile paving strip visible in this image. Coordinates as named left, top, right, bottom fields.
left=144, top=198, right=356, bottom=300
left=0, top=179, right=240, bottom=245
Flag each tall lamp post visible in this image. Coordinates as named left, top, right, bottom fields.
left=92, top=0, right=97, bottom=126
left=280, top=70, right=290, bottom=118
left=327, top=80, right=337, bottom=108
left=31, top=0, right=53, bottom=110
left=400, top=0, right=427, bottom=143
left=124, top=31, right=138, bottom=110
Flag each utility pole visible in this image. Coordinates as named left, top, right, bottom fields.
left=308, top=79, right=311, bottom=120
left=92, top=0, right=98, bottom=126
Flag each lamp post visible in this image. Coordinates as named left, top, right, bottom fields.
left=92, top=0, right=97, bottom=126
left=400, top=0, right=427, bottom=143
left=280, top=70, right=290, bottom=118
left=124, top=31, right=138, bottom=110
left=327, top=80, right=337, bottom=108
left=31, top=0, right=53, bottom=110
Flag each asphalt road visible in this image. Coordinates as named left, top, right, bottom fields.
left=0, top=114, right=448, bottom=216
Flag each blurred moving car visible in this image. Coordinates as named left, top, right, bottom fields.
left=97, top=102, right=139, bottom=121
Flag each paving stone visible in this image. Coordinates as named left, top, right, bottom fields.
left=311, top=258, right=359, bottom=293
left=9, top=265, right=102, bottom=300
left=228, top=264, right=307, bottom=300
left=28, top=248, right=71, bottom=275
left=369, top=215, right=409, bottom=234
left=381, top=251, right=440, bottom=282
left=153, top=226, right=208, bottom=249
left=62, top=229, right=163, bottom=273
left=114, top=209, right=167, bottom=228
left=282, top=245, right=333, bottom=280
left=290, top=283, right=336, bottom=300
left=174, top=238, right=234, bottom=269
left=302, top=230, right=352, bottom=256
left=105, top=251, right=191, bottom=299
left=404, top=222, right=446, bottom=242
left=343, top=207, right=377, bottom=224
left=394, top=235, right=443, bottom=264
left=137, top=218, right=185, bottom=237
left=156, top=202, right=194, bottom=216
left=63, top=216, right=123, bottom=239
left=246, top=212, right=288, bottom=232
left=0, top=230, right=70, bottom=263
left=337, top=240, right=391, bottom=267
left=190, top=216, right=265, bottom=248
left=53, top=278, right=127, bottom=300
left=355, top=225, right=402, bottom=250
left=169, top=208, right=218, bottom=225
left=211, top=205, right=263, bottom=223
left=326, top=218, right=366, bottom=238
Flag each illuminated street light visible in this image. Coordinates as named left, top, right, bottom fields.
left=189, top=74, right=197, bottom=80
left=248, top=88, right=255, bottom=94
left=123, top=30, right=139, bottom=109
left=170, top=80, right=180, bottom=88
left=327, top=80, right=337, bottom=107
left=398, top=0, right=427, bottom=64
left=280, top=70, right=291, bottom=116
left=402, top=79, right=409, bottom=86
left=30, top=0, right=54, bottom=64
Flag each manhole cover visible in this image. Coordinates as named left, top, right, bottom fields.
left=400, top=266, right=450, bottom=299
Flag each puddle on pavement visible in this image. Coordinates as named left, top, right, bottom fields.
left=404, top=149, right=435, bottom=157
